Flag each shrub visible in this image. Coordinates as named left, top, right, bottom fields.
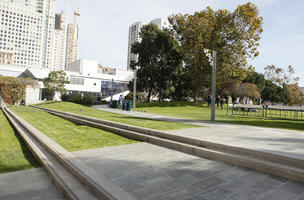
left=61, top=93, right=94, bottom=106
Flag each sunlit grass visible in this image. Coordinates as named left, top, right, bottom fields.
left=10, top=106, right=138, bottom=152
left=0, top=110, right=39, bottom=174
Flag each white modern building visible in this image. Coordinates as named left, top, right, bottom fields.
left=127, top=18, right=169, bottom=70
left=0, top=0, right=69, bottom=70
left=65, top=23, right=78, bottom=69
left=150, top=18, right=169, bottom=30
left=0, top=60, right=133, bottom=105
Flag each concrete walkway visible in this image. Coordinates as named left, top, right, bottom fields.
left=0, top=168, right=65, bottom=200
left=2, top=143, right=304, bottom=200
left=74, top=143, right=304, bottom=200
left=92, top=105, right=304, bottom=160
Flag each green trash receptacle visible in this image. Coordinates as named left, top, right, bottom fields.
left=111, top=100, right=117, bottom=108
left=126, top=101, right=132, bottom=111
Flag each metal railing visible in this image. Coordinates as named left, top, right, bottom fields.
left=228, top=104, right=304, bottom=121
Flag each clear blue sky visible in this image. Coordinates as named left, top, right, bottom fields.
left=56, top=0, right=304, bottom=86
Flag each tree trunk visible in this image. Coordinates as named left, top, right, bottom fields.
left=147, top=88, right=152, bottom=103
left=193, top=87, right=198, bottom=103
left=159, top=90, right=162, bottom=102
left=52, top=92, right=56, bottom=101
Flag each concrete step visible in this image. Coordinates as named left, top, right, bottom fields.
left=2, top=108, right=96, bottom=200
left=31, top=106, right=304, bottom=183
left=32, top=106, right=304, bottom=171
left=4, top=107, right=137, bottom=200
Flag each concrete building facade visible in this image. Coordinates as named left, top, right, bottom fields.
left=0, top=0, right=68, bottom=70
left=53, top=11, right=68, bottom=71
left=65, top=23, right=78, bottom=69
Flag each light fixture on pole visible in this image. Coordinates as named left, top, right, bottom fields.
left=133, top=55, right=139, bottom=112
left=204, top=49, right=217, bottom=122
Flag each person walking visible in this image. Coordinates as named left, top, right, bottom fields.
left=119, top=95, right=123, bottom=109
left=207, top=94, right=212, bottom=108
left=220, top=97, right=225, bottom=110
left=216, top=96, right=221, bottom=109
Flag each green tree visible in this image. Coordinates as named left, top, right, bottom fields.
left=236, top=82, right=260, bottom=100
left=244, top=72, right=265, bottom=92
left=243, top=71, right=284, bottom=103
left=43, top=70, right=69, bottom=101
left=169, top=2, right=263, bottom=101
left=264, top=65, right=301, bottom=105
left=130, top=24, right=182, bottom=102
left=285, top=84, right=304, bottom=105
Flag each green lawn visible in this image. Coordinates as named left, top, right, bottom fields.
left=0, top=109, right=39, bottom=174
left=36, top=102, right=198, bottom=130
left=136, top=102, right=304, bottom=132
left=10, top=106, right=137, bottom=152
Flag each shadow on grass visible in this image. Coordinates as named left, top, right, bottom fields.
left=3, top=113, right=40, bottom=172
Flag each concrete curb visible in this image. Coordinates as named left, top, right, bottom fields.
left=32, top=106, right=304, bottom=183
left=32, top=105, right=304, bottom=170
left=2, top=107, right=96, bottom=200
left=3, top=107, right=137, bottom=200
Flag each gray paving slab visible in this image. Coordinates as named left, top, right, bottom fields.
left=72, top=142, right=304, bottom=200
left=0, top=168, right=65, bottom=200
left=93, top=105, right=304, bottom=160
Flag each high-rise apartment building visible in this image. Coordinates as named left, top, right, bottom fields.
left=127, top=18, right=168, bottom=70
left=65, top=23, right=78, bottom=69
left=53, top=11, right=67, bottom=71
left=0, top=0, right=67, bottom=70
left=127, top=21, right=142, bottom=71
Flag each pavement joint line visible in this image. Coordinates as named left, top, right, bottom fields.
left=31, top=106, right=304, bottom=183
left=3, top=107, right=138, bottom=200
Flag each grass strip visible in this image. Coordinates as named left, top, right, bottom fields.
left=136, top=103, right=304, bottom=131
left=36, top=102, right=199, bottom=130
left=10, top=106, right=138, bottom=152
left=0, top=109, right=39, bottom=174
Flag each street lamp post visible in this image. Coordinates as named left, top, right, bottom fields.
left=211, top=51, right=217, bottom=121
left=111, top=78, right=114, bottom=103
left=204, top=49, right=217, bottom=122
left=133, top=68, right=137, bottom=112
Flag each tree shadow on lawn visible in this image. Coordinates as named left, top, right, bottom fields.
left=6, top=119, right=40, bottom=171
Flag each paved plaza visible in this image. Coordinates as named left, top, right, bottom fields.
left=2, top=142, right=304, bottom=200
left=93, top=105, right=304, bottom=160
left=0, top=168, right=65, bottom=200
left=1, top=106, right=304, bottom=199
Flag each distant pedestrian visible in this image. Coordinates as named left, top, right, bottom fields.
left=220, top=97, right=225, bottom=110
left=207, top=94, right=212, bottom=108
left=216, top=96, right=221, bottom=109
left=119, top=95, right=123, bottom=108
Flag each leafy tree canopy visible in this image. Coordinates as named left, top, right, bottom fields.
left=130, top=24, right=182, bottom=102
left=169, top=2, right=263, bottom=101
left=43, top=70, right=69, bottom=101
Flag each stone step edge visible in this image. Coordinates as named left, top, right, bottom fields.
left=2, top=108, right=96, bottom=200
left=32, top=105, right=304, bottom=170
left=40, top=108, right=304, bottom=183
left=6, top=108, right=137, bottom=200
